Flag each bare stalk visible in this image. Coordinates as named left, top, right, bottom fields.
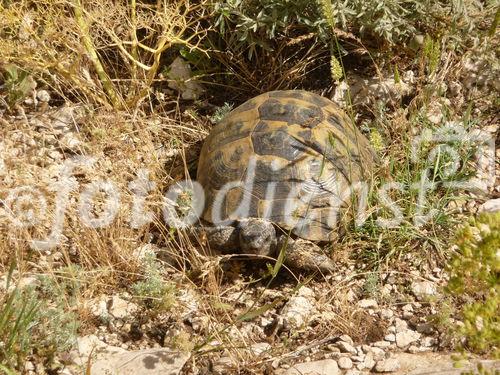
left=72, top=0, right=121, bottom=109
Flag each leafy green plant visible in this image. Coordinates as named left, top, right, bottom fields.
left=0, top=64, right=34, bottom=107
left=211, top=0, right=490, bottom=55
left=212, top=0, right=328, bottom=59
left=362, top=272, right=381, bottom=298
left=34, top=267, right=81, bottom=360
left=460, top=362, right=500, bottom=375
left=0, top=279, right=39, bottom=371
left=445, top=211, right=500, bottom=357
left=422, top=35, right=441, bottom=75
left=210, top=102, right=233, bottom=123
left=131, top=255, right=176, bottom=310
left=0, top=265, right=79, bottom=372
left=205, top=0, right=493, bottom=95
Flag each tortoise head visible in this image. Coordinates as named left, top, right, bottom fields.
left=237, top=218, right=276, bottom=257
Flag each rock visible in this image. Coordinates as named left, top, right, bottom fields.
left=402, top=304, right=413, bottom=312
left=332, top=81, right=350, bottom=108
left=395, top=330, right=420, bottom=348
left=409, top=34, right=425, bottom=50
left=479, top=198, right=500, bottom=213
left=167, top=57, right=204, bottom=100
left=357, top=299, right=378, bottom=308
left=17, top=276, right=40, bottom=290
left=109, top=296, right=139, bottom=319
left=327, top=345, right=341, bottom=353
left=367, top=347, right=385, bottom=361
left=50, top=106, right=85, bottom=129
left=415, top=323, right=433, bottom=335
left=363, top=351, right=376, bottom=370
left=426, top=102, right=444, bottom=124
left=394, top=318, right=408, bottom=333
left=461, top=58, right=498, bottom=90
left=285, top=359, right=340, bottom=375
left=375, top=358, right=401, bottom=373
left=466, top=126, right=498, bottom=193
left=351, top=355, right=365, bottom=362
left=345, top=370, right=362, bottom=375
left=381, top=284, right=393, bottom=296
left=355, top=363, right=366, bottom=371
left=338, top=357, right=353, bottom=369
left=281, top=287, right=317, bottom=328
left=420, top=336, right=435, bottom=347
left=91, top=348, right=190, bottom=375
left=335, top=341, right=357, bottom=354
left=0, top=275, right=40, bottom=293
left=372, top=341, right=391, bottom=349
left=379, top=309, right=394, bottom=320
left=346, top=289, right=357, bottom=302
left=447, top=198, right=467, bottom=213
left=338, top=335, right=354, bottom=345
left=384, top=334, right=396, bottom=342
left=402, top=311, right=413, bottom=319
left=89, top=295, right=110, bottom=320
left=449, top=81, right=462, bottom=96
left=348, top=72, right=414, bottom=106
left=36, top=90, right=51, bottom=103
left=177, top=288, right=200, bottom=319
left=212, top=355, right=233, bottom=374
left=24, top=361, right=35, bottom=371
left=388, top=352, right=500, bottom=374
left=59, top=132, right=81, bottom=152
left=48, top=149, right=62, bottom=161
left=69, top=335, right=125, bottom=366
left=407, top=345, right=420, bottom=354
left=250, top=342, right=272, bottom=356
left=411, top=281, right=437, bottom=301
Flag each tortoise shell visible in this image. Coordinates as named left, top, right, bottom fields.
left=197, top=90, right=377, bottom=241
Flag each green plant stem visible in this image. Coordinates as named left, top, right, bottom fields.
left=489, top=6, right=499, bottom=37
left=72, top=0, right=121, bottom=109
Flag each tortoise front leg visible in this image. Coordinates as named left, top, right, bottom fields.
left=277, top=236, right=336, bottom=273
left=194, top=225, right=239, bottom=253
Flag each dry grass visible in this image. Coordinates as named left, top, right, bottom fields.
left=0, top=107, right=205, bottom=275
left=0, top=0, right=210, bottom=109
left=207, top=37, right=331, bottom=98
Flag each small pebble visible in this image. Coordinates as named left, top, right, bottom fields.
left=384, top=334, right=396, bottom=342
left=394, top=318, right=408, bottom=333
left=396, top=330, right=420, bottom=348
left=374, top=358, right=401, bottom=373
left=339, top=334, right=354, bottom=345
left=338, top=357, right=353, bottom=369
left=351, top=355, right=365, bottom=362
left=379, top=309, right=394, bottom=319
left=336, top=341, right=357, bottom=354
left=372, top=341, right=391, bottom=348
left=37, top=90, right=51, bottom=103
left=357, top=299, right=378, bottom=309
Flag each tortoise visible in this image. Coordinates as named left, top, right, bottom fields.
left=195, top=90, right=377, bottom=272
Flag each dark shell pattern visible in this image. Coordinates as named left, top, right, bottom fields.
left=197, top=90, right=377, bottom=241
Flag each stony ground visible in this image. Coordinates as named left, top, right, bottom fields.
left=0, top=54, right=499, bottom=375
